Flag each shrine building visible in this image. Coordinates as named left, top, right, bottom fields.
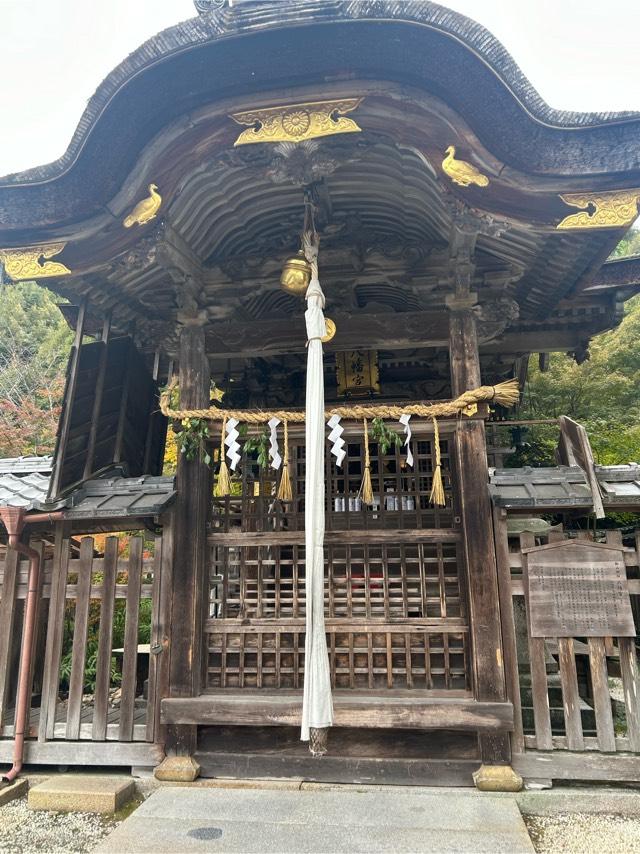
left=0, top=1, right=639, bottom=789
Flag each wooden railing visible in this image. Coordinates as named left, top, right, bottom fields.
left=494, top=512, right=640, bottom=782
left=0, top=529, right=167, bottom=764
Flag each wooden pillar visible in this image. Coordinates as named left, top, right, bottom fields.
left=83, top=311, right=112, bottom=480
left=156, top=321, right=209, bottom=781
left=449, top=308, right=520, bottom=788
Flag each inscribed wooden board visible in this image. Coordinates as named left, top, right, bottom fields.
left=525, top=541, right=635, bottom=638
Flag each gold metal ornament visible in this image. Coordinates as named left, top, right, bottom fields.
left=442, top=146, right=490, bottom=188
left=322, top=318, right=336, bottom=343
left=231, top=98, right=363, bottom=146
left=280, top=250, right=312, bottom=296
left=123, top=183, right=162, bottom=228
left=0, top=243, right=71, bottom=280
left=556, top=189, right=640, bottom=229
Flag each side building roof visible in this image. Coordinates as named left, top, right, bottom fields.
left=0, top=457, right=175, bottom=519
left=490, top=464, right=640, bottom=512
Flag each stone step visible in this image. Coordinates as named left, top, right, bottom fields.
left=28, top=774, right=135, bottom=814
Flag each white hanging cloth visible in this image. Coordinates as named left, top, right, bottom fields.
left=268, top=417, right=282, bottom=470
left=399, top=414, right=414, bottom=468
left=327, top=414, right=346, bottom=468
left=301, top=227, right=333, bottom=743
left=224, top=417, right=241, bottom=472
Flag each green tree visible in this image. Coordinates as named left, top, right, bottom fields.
left=521, top=300, right=640, bottom=466
left=610, top=225, right=640, bottom=258
left=0, top=281, right=72, bottom=456
left=515, top=226, right=640, bottom=467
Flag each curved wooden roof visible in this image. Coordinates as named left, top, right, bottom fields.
left=1, top=0, right=640, bottom=236
left=0, top=1, right=638, bottom=368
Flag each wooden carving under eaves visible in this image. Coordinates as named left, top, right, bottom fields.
left=0, top=243, right=71, bottom=280
left=557, top=188, right=640, bottom=229
left=230, top=99, right=363, bottom=146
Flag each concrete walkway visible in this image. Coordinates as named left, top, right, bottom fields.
left=96, top=786, right=534, bottom=853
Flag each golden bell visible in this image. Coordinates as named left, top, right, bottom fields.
left=280, top=250, right=312, bottom=296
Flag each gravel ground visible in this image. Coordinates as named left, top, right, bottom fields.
left=2, top=789, right=640, bottom=854
left=525, top=812, right=640, bottom=854
left=0, top=797, right=118, bottom=854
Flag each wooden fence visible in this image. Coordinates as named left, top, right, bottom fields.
left=494, top=510, right=640, bottom=782
left=0, top=528, right=166, bottom=767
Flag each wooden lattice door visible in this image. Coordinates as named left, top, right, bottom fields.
left=205, top=426, right=471, bottom=693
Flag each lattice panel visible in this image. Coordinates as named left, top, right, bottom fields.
left=211, top=433, right=455, bottom=533
left=209, top=541, right=464, bottom=621
left=206, top=624, right=469, bottom=691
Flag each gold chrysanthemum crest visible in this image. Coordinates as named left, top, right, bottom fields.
left=230, top=99, right=363, bottom=146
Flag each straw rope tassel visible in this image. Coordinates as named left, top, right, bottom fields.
left=429, top=417, right=446, bottom=507
left=277, top=420, right=293, bottom=502
left=358, top=418, right=374, bottom=506
left=214, top=415, right=231, bottom=497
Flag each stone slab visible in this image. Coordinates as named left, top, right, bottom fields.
left=96, top=786, right=534, bottom=853
left=0, top=778, right=28, bottom=807
left=28, top=774, right=135, bottom=814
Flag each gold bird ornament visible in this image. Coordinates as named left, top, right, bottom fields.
left=442, top=146, right=489, bottom=188
left=123, top=184, right=162, bottom=228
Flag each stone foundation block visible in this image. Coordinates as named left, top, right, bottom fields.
left=473, top=764, right=523, bottom=792
left=154, top=755, right=200, bottom=782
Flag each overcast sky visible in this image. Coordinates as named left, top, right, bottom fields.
left=2, top=0, right=640, bottom=176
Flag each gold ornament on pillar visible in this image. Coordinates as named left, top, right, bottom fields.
left=322, top=318, right=336, bottom=343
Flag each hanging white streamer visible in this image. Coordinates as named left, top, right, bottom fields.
left=327, top=414, right=346, bottom=468
left=224, top=417, right=241, bottom=472
left=268, top=417, right=282, bottom=470
left=399, top=414, right=414, bottom=468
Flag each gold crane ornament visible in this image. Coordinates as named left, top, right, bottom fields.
left=442, top=146, right=489, bottom=188
left=123, top=184, right=162, bottom=228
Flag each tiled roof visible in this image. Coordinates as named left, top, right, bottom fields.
left=0, top=472, right=51, bottom=509
left=0, top=456, right=175, bottom=519
left=490, top=464, right=640, bottom=511
left=61, top=475, right=176, bottom=519
left=0, top=456, right=53, bottom=475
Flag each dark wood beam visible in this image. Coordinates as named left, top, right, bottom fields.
left=482, top=328, right=602, bottom=355
left=206, top=310, right=450, bottom=358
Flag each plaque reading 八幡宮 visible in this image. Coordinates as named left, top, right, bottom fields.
left=524, top=540, right=635, bottom=638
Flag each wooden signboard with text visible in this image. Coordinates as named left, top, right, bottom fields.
left=524, top=540, right=635, bottom=638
